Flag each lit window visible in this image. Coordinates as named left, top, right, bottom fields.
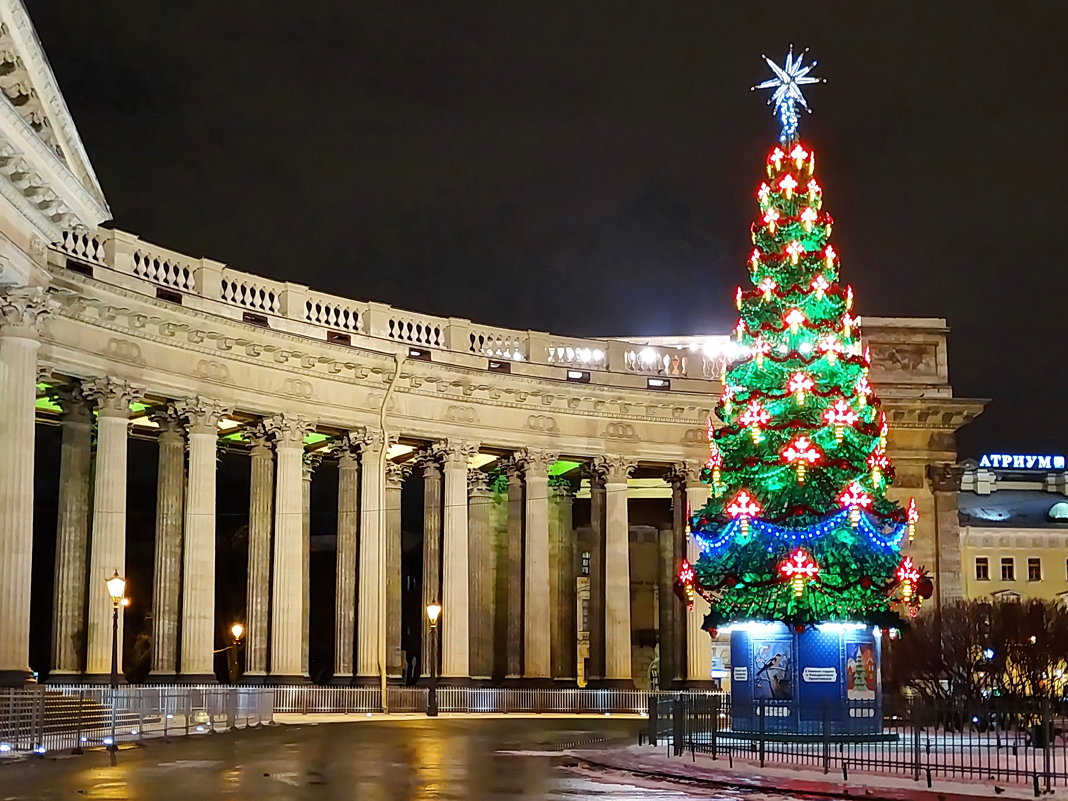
left=581, top=551, right=591, bottom=576
left=1028, top=558, right=1042, bottom=582
left=581, top=599, right=589, bottom=632
left=1001, top=558, right=1015, bottom=582
left=975, top=557, right=989, bottom=581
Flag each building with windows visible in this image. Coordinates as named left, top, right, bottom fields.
left=959, top=456, right=1068, bottom=603
left=0, top=0, right=984, bottom=688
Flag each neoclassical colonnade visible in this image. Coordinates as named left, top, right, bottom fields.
left=1, top=288, right=714, bottom=687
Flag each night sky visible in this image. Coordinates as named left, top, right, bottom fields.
left=24, top=1, right=1068, bottom=457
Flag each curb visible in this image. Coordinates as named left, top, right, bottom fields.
left=569, top=751, right=1032, bottom=801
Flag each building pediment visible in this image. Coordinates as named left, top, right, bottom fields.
left=0, top=1, right=108, bottom=253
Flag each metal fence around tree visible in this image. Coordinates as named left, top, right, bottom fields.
left=648, top=693, right=1068, bottom=792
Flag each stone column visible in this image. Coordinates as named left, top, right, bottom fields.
left=0, top=288, right=52, bottom=684
left=593, top=454, right=636, bottom=685
left=355, top=428, right=386, bottom=681
left=333, top=437, right=360, bottom=683
left=175, top=397, right=229, bottom=681
left=148, top=407, right=185, bottom=680
left=504, top=462, right=524, bottom=679
left=585, top=465, right=606, bottom=683
left=244, top=423, right=274, bottom=679
left=437, top=439, right=478, bottom=680
left=265, top=414, right=313, bottom=681
left=550, top=481, right=577, bottom=684
left=420, top=456, right=443, bottom=677
left=83, top=377, right=141, bottom=679
left=467, top=470, right=494, bottom=680
left=515, top=448, right=556, bottom=681
left=301, top=451, right=322, bottom=678
left=49, top=383, right=92, bottom=678
left=685, top=480, right=712, bottom=684
left=927, top=464, right=965, bottom=608
left=665, top=462, right=703, bottom=688
left=385, top=461, right=407, bottom=679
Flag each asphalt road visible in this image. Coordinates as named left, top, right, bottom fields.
left=0, top=717, right=797, bottom=800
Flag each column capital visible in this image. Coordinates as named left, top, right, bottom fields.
left=174, top=396, right=231, bottom=435
left=550, top=477, right=576, bottom=500
left=432, top=437, right=480, bottom=469
left=467, top=469, right=492, bottom=496
left=514, top=447, right=558, bottom=477
left=150, top=405, right=185, bottom=441
left=385, top=460, right=410, bottom=489
left=47, top=381, right=92, bottom=424
left=340, top=426, right=393, bottom=459
left=589, top=454, right=637, bottom=484
left=302, top=450, right=323, bottom=478
left=927, top=463, right=964, bottom=493
left=263, top=413, right=315, bottom=448
left=0, top=285, right=56, bottom=339
left=245, top=420, right=273, bottom=454
left=666, top=460, right=705, bottom=490
left=82, top=376, right=143, bottom=418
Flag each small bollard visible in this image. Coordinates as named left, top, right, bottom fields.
left=1032, top=773, right=1039, bottom=798
left=926, top=768, right=932, bottom=788
left=842, top=760, right=848, bottom=781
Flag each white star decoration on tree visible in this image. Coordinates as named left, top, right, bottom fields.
left=752, top=45, right=824, bottom=143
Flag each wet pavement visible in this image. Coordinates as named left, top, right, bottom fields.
left=0, top=717, right=807, bottom=800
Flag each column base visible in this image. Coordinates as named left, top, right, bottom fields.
left=80, top=673, right=127, bottom=686
left=585, top=678, right=635, bottom=690
left=265, top=675, right=311, bottom=686
left=349, top=676, right=381, bottom=687
left=0, top=668, right=35, bottom=686
left=175, top=674, right=218, bottom=685
left=240, top=673, right=270, bottom=685
left=676, top=679, right=720, bottom=691
left=499, top=676, right=557, bottom=689
left=144, top=673, right=179, bottom=684
left=45, top=670, right=84, bottom=684
left=551, top=677, right=579, bottom=689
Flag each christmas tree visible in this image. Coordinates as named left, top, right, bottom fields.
left=679, top=48, right=929, bottom=631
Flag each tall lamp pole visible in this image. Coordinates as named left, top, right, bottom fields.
left=426, top=603, right=441, bottom=717
left=228, top=623, right=245, bottom=684
left=105, top=571, right=128, bottom=752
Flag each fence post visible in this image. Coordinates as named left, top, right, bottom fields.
left=72, top=690, right=84, bottom=754
left=711, top=694, right=719, bottom=760
left=1043, top=700, right=1052, bottom=794
left=672, top=698, right=684, bottom=757
left=647, top=696, right=657, bottom=747
left=822, top=700, right=830, bottom=775
left=912, top=707, right=921, bottom=782
left=137, top=691, right=145, bottom=745
left=758, top=701, right=766, bottom=768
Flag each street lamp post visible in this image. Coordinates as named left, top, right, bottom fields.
left=104, top=571, right=128, bottom=752
left=426, top=603, right=441, bottom=717
left=228, top=623, right=245, bottom=684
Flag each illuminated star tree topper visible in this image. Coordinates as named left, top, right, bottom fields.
left=752, top=45, right=825, bottom=143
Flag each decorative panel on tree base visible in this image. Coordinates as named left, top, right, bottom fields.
left=728, top=623, right=883, bottom=736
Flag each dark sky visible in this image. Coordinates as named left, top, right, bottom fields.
left=25, top=1, right=1068, bottom=458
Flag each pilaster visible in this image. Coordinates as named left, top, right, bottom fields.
left=301, top=450, right=322, bottom=678
left=0, top=287, right=53, bottom=684
left=590, top=454, right=636, bottom=685
left=927, top=464, right=965, bottom=608
left=175, top=397, right=230, bottom=681
left=516, top=447, right=557, bottom=681
left=666, top=461, right=706, bottom=688
left=48, top=383, right=92, bottom=677
left=333, top=436, right=359, bottom=682
left=265, top=413, right=314, bottom=682
left=435, top=438, right=479, bottom=680
left=244, top=423, right=274, bottom=679
left=384, top=461, right=408, bottom=679
left=683, top=477, right=711, bottom=684
left=503, top=460, right=524, bottom=679
left=549, top=480, right=577, bottom=684
left=148, top=407, right=184, bottom=680
left=354, top=427, right=386, bottom=681
left=82, top=376, right=142, bottom=679
left=584, top=464, right=606, bottom=684
left=420, top=454, right=443, bottom=677
left=467, top=470, right=494, bottom=680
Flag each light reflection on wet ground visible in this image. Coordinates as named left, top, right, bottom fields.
left=0, top=718, right=804, bottom=800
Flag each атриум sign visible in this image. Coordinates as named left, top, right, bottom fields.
left=979, top=454, right=1066, bottom=470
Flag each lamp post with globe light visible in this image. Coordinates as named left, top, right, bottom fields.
left=426, top=603, right=441, bottom=717
left=104, top=571, right=128, bottom=752
left=228, top=623, right=245, bottom=684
